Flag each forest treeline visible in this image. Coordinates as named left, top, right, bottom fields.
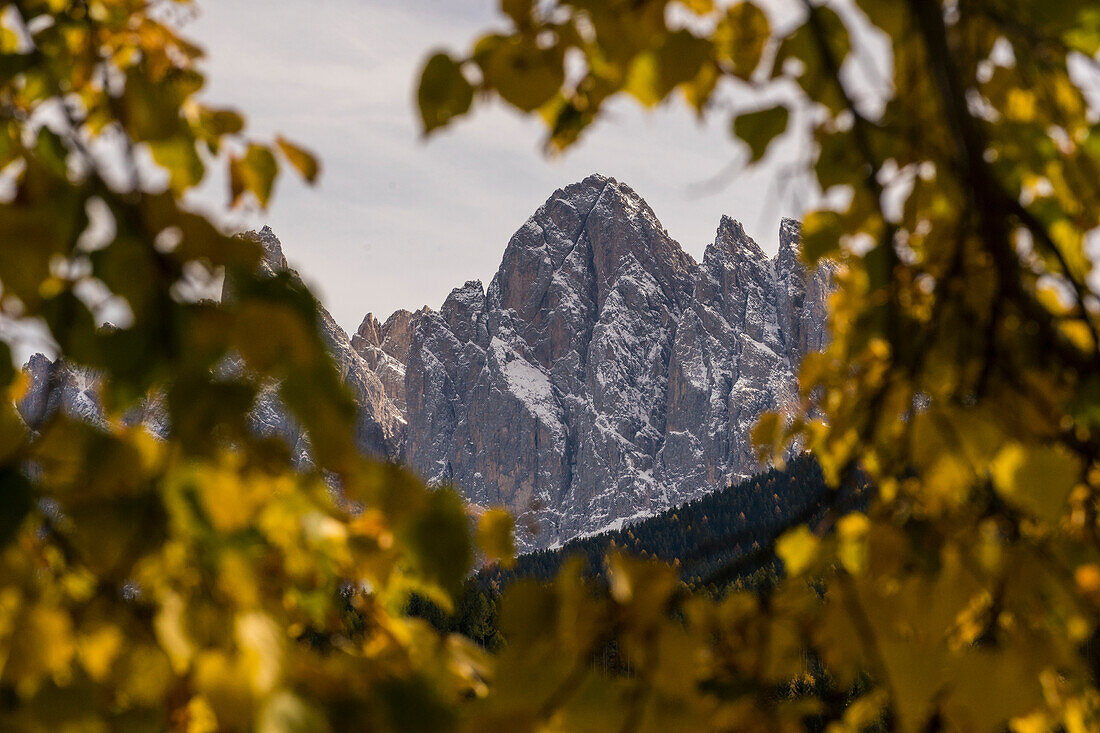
left=414, top=456, right=869, bottom=648
left=489, top=455, right=863, bottom=587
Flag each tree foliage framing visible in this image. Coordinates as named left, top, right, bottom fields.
left=417, top=0, right=1100, bottom=730
left=2, top=0, right=1100, bottom=731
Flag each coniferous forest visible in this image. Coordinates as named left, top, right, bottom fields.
left=413, top=456, right=869, bottom=647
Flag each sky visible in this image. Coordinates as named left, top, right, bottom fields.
left=189, top=0, right=816, bottom=334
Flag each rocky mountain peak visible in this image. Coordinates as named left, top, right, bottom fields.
left=775, top=218, right=805, bottom=275
left=440, top=281, right=488, bottom=347
left=779, top=217, right=802, bottom=254
left=232, top=228, right=407, bottom=460
left=353, top=313, right=384, bottom=349
left=711, top=215, right=767, bottom=264
left=255, top=224, right=288, bottom=275
left=401, top=177, right=834, bottom=549
left=379, top=308, right=425, bottom=364
left=22, top=178, right=832, bottom=552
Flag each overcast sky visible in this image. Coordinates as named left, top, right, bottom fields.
left=189, top=0, right=814, bottom=334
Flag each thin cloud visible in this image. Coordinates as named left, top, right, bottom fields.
left=189, top=0, right=812, bottom=331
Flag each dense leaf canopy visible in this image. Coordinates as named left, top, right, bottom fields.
left=417, top=0, right=1100, bottom=729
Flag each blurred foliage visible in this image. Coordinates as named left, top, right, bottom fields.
left=0, top=0, right=503, bottom=730
left=416, top=0, right=1100, bottom=729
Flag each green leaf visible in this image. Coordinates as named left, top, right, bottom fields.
left=0, top=468, right=32, bottom=546
left=715, top=2, right=770, bottom=79
left=476, top=34, right=564, bottom=112
left=501, top=0, right=533, bottom=25
left=1065, top=7, right=1100, bottom=55
left=374, top=675, right=456, bottom=733
left=199, top=107, right=245, bottom=136
left=855, top=0, right=906, bottom=36
left=400, top=488, right=474, bottom=600
left=774, top=7, right=851, bottom=112
left=658, top=30, right=714, bottom=94
left=0, top=339, right=13, bottom=389
left=417, top=53, right=474, bottom=134
left=733, top=104, right=789, bottom=163
left=625, top=31, right=712, bottom=107
left=801, top=209, right=844, bottom=264
left=34, top=128, right=70, bottom=178
left=122, top=68, right=185, bottom=142
left=230, top=144, right=279, bottom=207
left=276, top=137, right=320, bottom=184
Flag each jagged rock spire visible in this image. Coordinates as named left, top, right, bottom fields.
left=403, top=176, right=832, bottom=549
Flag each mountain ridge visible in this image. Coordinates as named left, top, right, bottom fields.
left=396, top=174, right=832, bottom=549
left=18, top=174, right=832, bottom=551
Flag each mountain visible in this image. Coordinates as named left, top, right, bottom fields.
left=18, top=227, right=407, bottom=466
left=401, top=175, right=832, bottom=548
left=242, top=226, right=406, bottom=464
left=17, top=175, right=832, bottom=551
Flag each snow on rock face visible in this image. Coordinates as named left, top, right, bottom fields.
left=351, top=307, right=427, bottom=415
left=402, top=174, right=831, bottom=550
left=17, top=353, right=168, bottom=438
left=19, top=227, right=405, bottom=465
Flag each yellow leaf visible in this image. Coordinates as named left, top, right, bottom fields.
left=276, top=136, right=320, bottom=184
left=148, top=135, right=205, bottom=193
left=477, top=508, right=516, bottom=568
left=5, top=603, right=75, bottom=694
left=776, top=525, right=819, bottom=577
left=751, top=410, right=788, bottom=466
left=77, top=622, right=123, bottom=682
left=155, top=591, right=195, bottom=674
left=230, top=144, right=279, bottom=207
left=114, top=643, right=173, bottom=706
left=681, top=0, right=715, bottom=13
left=257, top=690, right=332, bottom=733
left=1005, top=88, right=1038, bottom=123
left=836, top=512, right=870, bottom=575
left=195, top=651, right=256, bottom=730
left=236, top=612, right=284, bottom=696
left=990, top=443, right=1082, bottom=523
left=183, top=696, right=220, bottom=733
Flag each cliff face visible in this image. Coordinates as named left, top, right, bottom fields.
left=400, top=175, right=832, bottom=548
left=243, top=226, right=407, bottom=462
left=17, top=176, right=831, bottom=550
left=351, top=307, right=426, bottom=416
